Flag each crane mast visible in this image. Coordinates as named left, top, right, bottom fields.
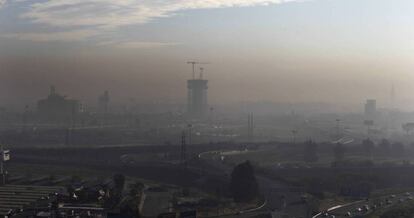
left=187, top=61, right=210, bottom=80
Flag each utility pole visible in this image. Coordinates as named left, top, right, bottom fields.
left=180, top=131, right=187, bottom=169
left=188, top=124, right=193, bottom=145
left=22, top=105, right=29, bottom=133
left=335, top=119, right=341, bottom=139
left=69, top=103, right=76, bottom=146
left=209, top=107, right=214, bottom=142
left=247, top=113, right=254, bottom=142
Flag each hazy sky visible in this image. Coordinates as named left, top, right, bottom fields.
left=0, top=0, right=414, bottom=110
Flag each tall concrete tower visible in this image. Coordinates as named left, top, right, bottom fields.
left=187, top=79, right=208, bottom=117
left=364, top=99, right=377, bottom=120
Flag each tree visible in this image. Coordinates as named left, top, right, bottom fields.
left=333, top=143, right=345, bottom=161
left=120, top=202, right=141, bottom=218
left=113, top=173, right=126, bottom=201
left=304, top=140, right=318, bottom=163
left=114, top=174, right=125, bottom=190
left=129, top=182, right=144, bottom=197
left=230, top=161, right=259, bottom=203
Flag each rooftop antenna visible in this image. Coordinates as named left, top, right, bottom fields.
left=187, top=61, right=210, bottom=80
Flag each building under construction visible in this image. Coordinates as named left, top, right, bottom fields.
left=187, top=62, right=209, bottom=118
left=187, top=79, right=208, bottom=117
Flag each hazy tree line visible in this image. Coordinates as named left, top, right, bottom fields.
left=301, top=138, right=410, bottom=167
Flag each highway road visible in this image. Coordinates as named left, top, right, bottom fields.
left=199, top=150, right=309, bottom=218
left=313, top=192, right=414, bottom=218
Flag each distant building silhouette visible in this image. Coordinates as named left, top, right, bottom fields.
left=187, top=79, right=208, bottom=117
left=247, top=113, right=254, bottom=142
left=98, top=90, right=110, bottom=113
left=37, top=86, right=79, bottom=123
left=364, top=99, right=377, bottom=120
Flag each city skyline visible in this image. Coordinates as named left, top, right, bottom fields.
left=1, top=0, right=414, bottom=110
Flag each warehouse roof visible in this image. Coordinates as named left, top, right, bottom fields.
left=0, top=185, right=64, bottom=217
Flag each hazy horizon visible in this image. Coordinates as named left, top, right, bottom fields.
left=1, top=0, right=414, bottom=111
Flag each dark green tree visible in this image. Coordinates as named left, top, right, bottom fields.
left=113, top=174, right=126, bottom=192
left=112, top=173, right=126, bottom=205
left=120, top=202, right=141, bottom=218
left=230, top=161, right=259, bottom=203
left=129, top=182, right=144, bottom=197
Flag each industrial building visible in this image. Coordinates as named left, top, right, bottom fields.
left=37, top=86, right=80, bottom=123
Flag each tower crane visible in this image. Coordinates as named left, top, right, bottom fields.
left=199, top=67, right=204, bottom=79
left=187, top=61, right=210, bottom=80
